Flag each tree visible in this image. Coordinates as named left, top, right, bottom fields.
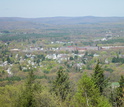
left=0, top=85, right=19, bottom=107
left=69, top=56, right=74, bottom=60
left=17, top=69, right=37, bottom=107
left=34, top=89, right=58, bottom=107
left=52, top=67, right=70, bottom=101
left=92, top=61, right=108, bottom=94
left=115, top=76, right=124, bottom=107
left=7, top=56, right=11, bottom=63
left=71, top=73, right=111, bottom=107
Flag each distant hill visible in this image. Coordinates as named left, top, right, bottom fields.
left=0, top=16, right=124, bottom=30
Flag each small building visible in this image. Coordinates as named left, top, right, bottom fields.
left=10, top=48, right=20, bottom=51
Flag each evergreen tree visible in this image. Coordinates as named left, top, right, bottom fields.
left=92, top=61, right=108, bottom=94
left=17, top=69, right=58, bottom=107
left=109, top=86, right=117, bottom=107
left=72, top=73, right=111, bottom=107
left=17, top=69, right=37, bottom=107
left=7, top=56, right=11, bottom=63
left=116, top=76, right=124, bottom=107
left=52, top=67, right=70, bottom=101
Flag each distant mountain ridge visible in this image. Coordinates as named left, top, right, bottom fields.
left=0, top=16, right=124, bottom=30
left=0, top=16, right=124, bottom=24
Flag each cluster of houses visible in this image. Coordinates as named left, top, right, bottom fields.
left=0, top=61, right=13, bottom=75
left=51, top=41, right=73, bottom=44
left=0, top=61, right=8, bottom=67
left=2, top=38, right=124, bottom=75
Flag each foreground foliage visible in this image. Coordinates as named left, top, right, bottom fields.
left=92, top=61, right=108, bottom=95
left=71, top=73, right=111, bottom=107
left=52, top=67, right=70, bottom=102
left=0, top=63, right=124, bottom=107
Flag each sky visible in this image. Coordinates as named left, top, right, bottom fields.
left=0, top=0, right=124, bottom=18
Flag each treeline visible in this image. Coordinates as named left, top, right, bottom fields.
left=0, top=62, right=124, bottom=107
left=112, top=57, right=124, bottom=63
left=102, top=38, right=124, bottom=44
left=0, top=75, right=47, bottom=82
left=0, top=33, right=68, bottom=42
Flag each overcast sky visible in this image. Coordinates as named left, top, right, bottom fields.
left=0, top=0, right=124, bottom=18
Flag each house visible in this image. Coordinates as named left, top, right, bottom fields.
left=6, top=68, right=12, bottom=75
left=3, top=61, right=8, bottom=66
left=10, top=48, right=20, bottom=51
left=105, top=59, right=109, bottom=64
left=111, top=82, right=120, bottom=89
left=101, top=38, right=107, bottom=41
left=93, top=54, right=99, bottom=57
left=78, top=54, right=85, bottom=57
left=15, top=54, right=18, bottom=58
left=26, top=54, right=32, bottom=58
left=101, top=46, right=111, bottom=50
left=77, top=47, right=87, bottom=52
left=46, top=54, right=57, bottom=59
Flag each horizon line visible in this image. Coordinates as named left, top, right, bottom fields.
left=0, top=16, right=124, bottom=19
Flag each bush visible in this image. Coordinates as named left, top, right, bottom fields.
left=105, top=68, right=114, bottom=73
